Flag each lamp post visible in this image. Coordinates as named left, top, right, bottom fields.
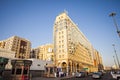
left=109, top=12, right=120, bottom=37
left=112, top=44, right=120, bottom=69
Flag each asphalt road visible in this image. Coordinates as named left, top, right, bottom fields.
left=32, top=72, right=115, bottom=80
left=62, top=72, right=115, bottom=80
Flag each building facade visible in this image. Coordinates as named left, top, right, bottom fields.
left=93, top=49, right=103, bottom=71
left=33, top=44, right=54, bottom=61
left=0, top=48, right=15, bottom=59
left=0, top=36, right=31, bottom=59
left=0, top=41, right=6, bottom=48
left=30, top=48, right=39, bottom=59
left=53, top=12, right=103, bottom=73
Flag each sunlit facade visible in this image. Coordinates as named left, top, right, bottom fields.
left=0, top=41, right=6, bottom=48
left=34, top=44, right=54, bottom=61
left=53, top=12, right=103, bottom=73
left=0, top=36, right=31, bottom=59
left=93, top=49, right=103, bottom=71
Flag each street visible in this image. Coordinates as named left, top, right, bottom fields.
left=62, top=72, right=115, bottom=80
left=32, top=72, right=115, bottom=80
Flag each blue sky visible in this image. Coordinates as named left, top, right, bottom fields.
left=0, top=0, right=120, bottom=67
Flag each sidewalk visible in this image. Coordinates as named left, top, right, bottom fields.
left=32, top=75, right=74, bottom=80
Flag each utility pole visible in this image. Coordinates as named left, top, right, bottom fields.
left=112, top=44, right=120, bottom=69
left=109, top=12, right=120, bottom=37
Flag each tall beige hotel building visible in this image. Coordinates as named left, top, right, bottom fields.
left=0, top=36, right=31, bottom=59
left=53, top=12, right=103, bottom=73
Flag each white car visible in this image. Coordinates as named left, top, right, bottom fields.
left=75, top=72, right=86, bottom=78
left=111, top=71, right=120, bottom=80
left=92, top=72, right=101, bottom=79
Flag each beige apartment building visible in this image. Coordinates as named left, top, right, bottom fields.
left=93, top=49, right=103, bottom=71
left=0, top=36, right=31, bottom=59
left=33, top=44, right=54, bottom=61
left=53, top=12, right=103, bottom=73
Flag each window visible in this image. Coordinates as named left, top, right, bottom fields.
left=62, top=49, right=64, bottom=52
left=59, top=50, right=61, bottom=53
left=59, top=55, right=61, bottom=58
left=59, top=45, right=61, bottom=48
left=23, top=68, right=28, bottom=74
left=50, top=68, right=53, bottom=74
left=62, top=45, right=64, bottom=48
left=46, top=68, right=48, bottom=72
left=59, top=32, right=61, bottom=35
left=62, top=55, right=64, bottom=58
left=16, top=68, right=22, bottom=74
left=59, top=41, right=61, bottom=43
left=55, top=29, right=58, bottom=32
left=12, top=68, right=15, bottom=74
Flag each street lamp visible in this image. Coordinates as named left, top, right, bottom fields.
left=112, top=44, right=120, bottom=69
left=109, top=12, right=120, bottom=37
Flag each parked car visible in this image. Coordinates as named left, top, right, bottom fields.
left=98, top=71, right=103, bottom=76
left=92, top=72, right=101, bottom=79
left=75, top=72, right=87, bottom=78
left=111, top=71, right=120, bottom=80
left=88, top=72, right=93, bottom=76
